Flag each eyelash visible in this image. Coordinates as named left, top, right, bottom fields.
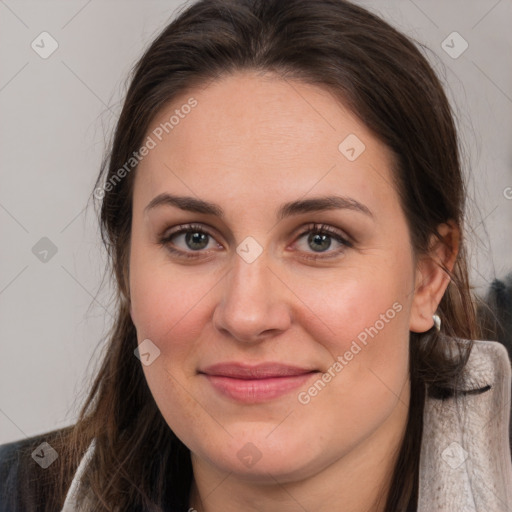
left=158, top=222, right=352, bottom=261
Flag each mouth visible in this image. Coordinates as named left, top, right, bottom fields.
left=199, top=362, right=320, bottom=403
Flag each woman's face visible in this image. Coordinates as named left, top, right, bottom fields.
left=129, top=71, right=419, bottom=482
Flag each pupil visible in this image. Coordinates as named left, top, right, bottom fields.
left=186, top=232, right=208, bottom=250
left=309, top=233, right=331, bottom=252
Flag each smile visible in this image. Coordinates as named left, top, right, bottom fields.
left=199, top=362, right=320, bottom=403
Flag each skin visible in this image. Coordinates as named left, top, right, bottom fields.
left=128, top=70, right=458, bottom=512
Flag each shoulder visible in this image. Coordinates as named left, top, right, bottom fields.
left=0, top=437, right=24, bottom=510
left=449, top=337, right=511, bottom=459
left=418, top=337, right=512, bottom=510
left=0, top=427, right=73, bottom=512
left=470, top=338, right=512, bottom=457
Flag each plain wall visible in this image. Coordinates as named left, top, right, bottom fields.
left=1, top=0, right=511, bottom=444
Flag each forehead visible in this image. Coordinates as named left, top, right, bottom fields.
left=134, top=71, right=398, bottom=216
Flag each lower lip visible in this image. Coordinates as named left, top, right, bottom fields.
left=202, top=372, right=318, bottom=403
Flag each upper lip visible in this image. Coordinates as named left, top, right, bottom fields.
left=200, top=362, right=318, bottom=379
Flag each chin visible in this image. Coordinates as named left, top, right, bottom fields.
left=193, top=433, right=330, bottom=483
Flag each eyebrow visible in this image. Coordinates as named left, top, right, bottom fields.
left=144, top=193, right=373, bottom=220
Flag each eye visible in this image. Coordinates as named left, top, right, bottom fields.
left=158, top=223, right=222, bottom=259
left=158, top=222, right=352, bottom=261
left=292, top=223, right=352, bottom=260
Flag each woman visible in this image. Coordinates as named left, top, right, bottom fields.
left=1, top=0, right=511, bottom=511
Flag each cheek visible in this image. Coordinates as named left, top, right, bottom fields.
left=129, top=253, right=217, bottom=437
left=129, top=243, right=217, bottom=364
left=291, top=255, right=412, bottom=423
left=293, top=256, right=411, bottom=356
left=291, top=304, right=409, bottom=462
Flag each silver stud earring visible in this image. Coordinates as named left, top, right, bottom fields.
left=432, top=313, right=441, bottom=332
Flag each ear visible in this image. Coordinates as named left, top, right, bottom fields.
left=409, top=220, right=459, bottom=333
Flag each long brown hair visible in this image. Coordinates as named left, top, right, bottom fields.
left=16, top=1, right=480, bottom=510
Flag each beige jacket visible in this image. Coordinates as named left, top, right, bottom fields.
left=61, top=339, right=512, bottom=512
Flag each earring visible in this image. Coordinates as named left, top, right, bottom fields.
left=432, top=313, right=441, bottom=332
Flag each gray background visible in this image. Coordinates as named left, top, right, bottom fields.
left=1, top=0, right=511, bottom=445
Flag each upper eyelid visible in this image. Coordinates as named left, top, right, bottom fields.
left=162, top=223, right=223, bottom=243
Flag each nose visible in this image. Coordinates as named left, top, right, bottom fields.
left=212, top=251, right=292, bottom=343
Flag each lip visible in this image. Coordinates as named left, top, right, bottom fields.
left=199, top=363, right=319, bottom=403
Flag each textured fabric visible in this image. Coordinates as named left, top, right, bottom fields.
left=0, top=441, right=21, bottom=512
left=59, top=439, right=96, bottom=512
left=418, top=339, right=512, bottom=511
left=0, top=429, right=71, bottom=512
